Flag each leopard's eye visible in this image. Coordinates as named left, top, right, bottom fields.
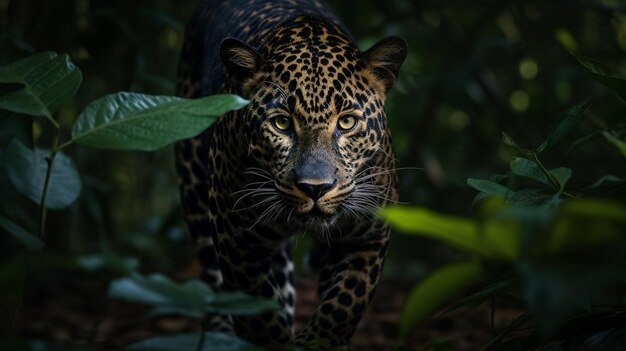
left=272, top=115, right=292, bottom=131
left=337, top=115, right=357, bottom=131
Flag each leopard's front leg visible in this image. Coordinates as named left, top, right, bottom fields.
left=295, top=223, right=390, bottom=347
left=217, top=232, right=295, bottom=345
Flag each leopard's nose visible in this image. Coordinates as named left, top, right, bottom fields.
left=296, top=179, right=337, bottom=201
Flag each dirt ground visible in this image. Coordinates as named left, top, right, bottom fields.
left=13, top=271, right=521, bottom=350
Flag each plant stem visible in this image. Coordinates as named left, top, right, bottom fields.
left=196, top=318, right=208, bottom=351
left=532, top=153, right=560, bottom=190
left=56, top=138, right=74, bottom=151
left=46, top=115, right=60, bottom=130
left=38, top=134, right=59, bottom=239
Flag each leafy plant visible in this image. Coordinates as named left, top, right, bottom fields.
left=0, top=52, right=253, bottom=349
left=383, top=54, right=626, bottom=348
left=108, top=273, right=281, bottom=351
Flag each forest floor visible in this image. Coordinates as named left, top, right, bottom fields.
left=13, top=267, right=522, bottom=351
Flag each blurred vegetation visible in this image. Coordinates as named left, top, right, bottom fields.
left=1, top=0, right=626, bottom=350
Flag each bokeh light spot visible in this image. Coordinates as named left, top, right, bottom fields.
left=519, top=58, right=538, bottom=80
left=510, top=90, right=530, bottom=112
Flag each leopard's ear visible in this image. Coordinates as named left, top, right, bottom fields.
left=220, top=38, right=264, bottom=95
left=361, top=36, right=407, bottom=94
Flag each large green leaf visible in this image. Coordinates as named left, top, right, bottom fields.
left=125, top=332, right=262, bottom=351
left=0, top=214, right=44, bottom=251
left=382, top=205, right=520, bottom=260
left=0, top=139, right=81, bottom=209
left=573, top=55, right=626, bottom=102
left=466, top=178, right=511, bottom=196
left=0, top=52, right=82, bottom=119
left=108, top=273, right=280, bottom=317
left=537, top=99, right=592, bottom=153
left=70, top=92, right=248, bottom=151
left=548, top=167, right=572, bottom=192
left=509, top=157, right=549, bottom=185
left=398, top=260, right=484, bottom=338
left=381, top=206, right=483, bottom=255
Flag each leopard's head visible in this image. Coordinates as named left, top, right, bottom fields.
left=221, top=17, right=406, bottom=227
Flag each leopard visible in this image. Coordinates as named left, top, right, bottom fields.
left=175, top=0, right=406, bottom=347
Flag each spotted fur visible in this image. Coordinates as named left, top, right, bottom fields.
left=175, top=0, right=406, bottom=347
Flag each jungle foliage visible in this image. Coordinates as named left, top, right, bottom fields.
left=1, top=0, right=626, bottom=350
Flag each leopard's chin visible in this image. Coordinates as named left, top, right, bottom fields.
left=293, top=206, right=340, bottom=228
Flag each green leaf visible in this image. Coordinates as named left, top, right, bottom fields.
left=548, top=167, right=572, bottom=192
left=588, top=175, right=626, bottom=190
left=76, top=253, right=139, bottom=274
left=125, top=332, right=261, bottom=351
left=509, top=157, right=549, bottom=185
left=70, top=92, right=248, bottom=151
left=383, top=205, right=521, bottom=260
left=0, top=215, right=44, bottom=251
left=537, top=98, right=592, bottom=153
left=501, top=132, right=533, bottom=155
left=0, top=52, right=82, bottom=119
left=602, top=131, right=626, bottom=158
left=398, top=261, right=484, bottom=338
left=0, top=139, right=81, bottom=209
left=506, top=188, right=547, bottom=207
left=573, top=54, right=626, bottom=102
left=381, top=206, right=484, bottom=255
left=467, top=178, right=511, bottom=196
left=108, top=273, right=280, bottom=318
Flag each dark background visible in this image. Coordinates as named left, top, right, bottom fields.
left=1, top=0, right=625, bottom=349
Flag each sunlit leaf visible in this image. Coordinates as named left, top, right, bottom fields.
left=70, top=93, right=248, bottom=151
left=0, top=52, right=82, bottom=119
left=381, top=206, right=483, bottom=255
left=125, top=332, right=261, bottom=351
left=0, top=139, right=81, bottom=209
left=383, top=205, right=520, bottom=260
left=510, top=157, right=549, bottom=185
left=573, top=55, right=626, bottom=102
left=398, top=261, right=484, bottom=338
left=0, top=215, right=44, bottom=251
